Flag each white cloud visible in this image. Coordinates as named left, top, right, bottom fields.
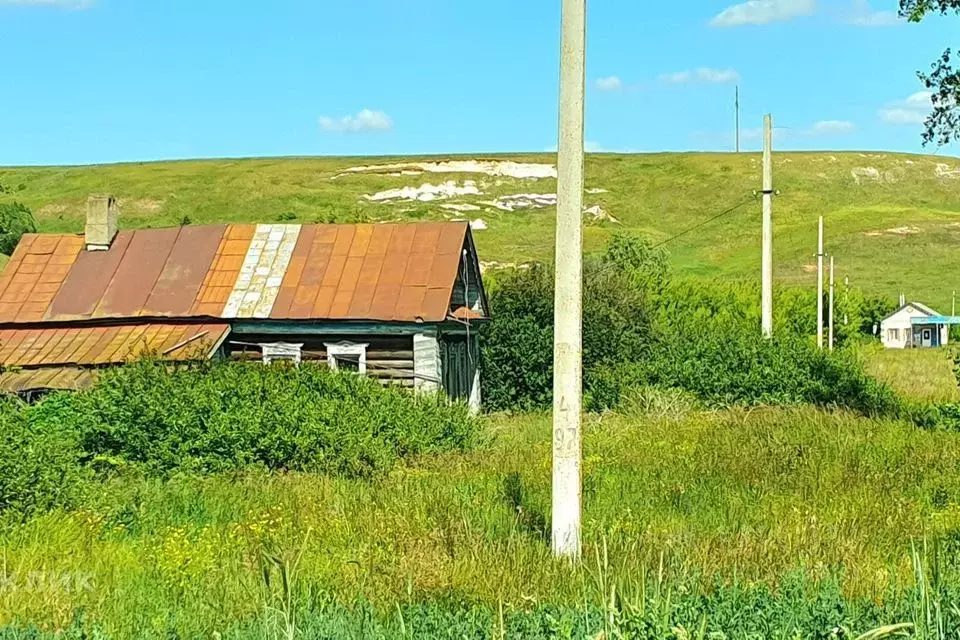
left=319, top=109, right=393, bottom=134
left=692, top=119, right=854, bottom=147
left=0, top=0, right=95, bottom=6
left=595, top=76, right=622, bottom=92
left=709, top=0, right=816, bottom=27
left=807, top=120, right=856, bottom=135
left=660, top=67, right=741, bottom=85
left=847, top=0, right=901, bottom=26
left=879, top=92, right=932, bottom=125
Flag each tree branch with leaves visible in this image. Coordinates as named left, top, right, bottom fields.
left=900, top=0, right=960, bottom=146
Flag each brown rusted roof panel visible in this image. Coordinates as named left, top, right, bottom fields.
left=48, top=231, right=133, bottom=320
left=271, top=225, right=316, bottom=319
left=0, top=368, right=96, bottom=393
left=0, top=323, right=230, bottom=367
left=144, top=225, right=227, bottom=317
left=0, top=234, right=84, bottom=323
left=95, top=228, right=180, bottom=318
left=2, top=221, right=474, bottom=325
left=192, top=224, right=253, bottom=317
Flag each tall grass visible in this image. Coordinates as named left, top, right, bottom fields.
left=861, top=343, right=960, bottom=403
left=4, top=408, right=960, bottom=636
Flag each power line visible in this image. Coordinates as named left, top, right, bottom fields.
left=587, top=196, right=756, bottom=281
left=651, top=197, right=754, bottom=249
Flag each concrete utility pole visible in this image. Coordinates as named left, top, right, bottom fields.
left=735, top=87, right=741, bottom=153
left=828, top=255, right=835, bottom=351
left=761, top=114, right=773, bottom=338
left=552, top=0, right=586, bottom=562
left=817, top=216, right=825, bottom=350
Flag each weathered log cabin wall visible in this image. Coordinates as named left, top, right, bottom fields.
left=225, top=334, right=415, bottom=387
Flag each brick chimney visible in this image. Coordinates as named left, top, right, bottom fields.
left=85, top=195, right=118, bottom=251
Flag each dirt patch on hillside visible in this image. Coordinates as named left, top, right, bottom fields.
left=37, top=203, right=68, bottom=217
left=864, top=226, right=921, bottom=237
left=117, top=198, right=165, bottom=213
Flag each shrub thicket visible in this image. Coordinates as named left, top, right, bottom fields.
left=481, top=233, right=899, bottom=415
left=0, top=395, right=89, bottom=518
left=39, top=360, right=477, bottom=478
left=482, top=236, right=661, bottom=412
left=0, top=361, right=477, bottom=516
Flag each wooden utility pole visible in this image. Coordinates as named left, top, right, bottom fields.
left=817, top=216, right=824, bottom=350
left=828, top=255, right=835, bottom=351
left=761, top=114, right=773, bottom=338
left=552, top=0, right=585, bottom=562
left=735, top=86, right=741, bottom=153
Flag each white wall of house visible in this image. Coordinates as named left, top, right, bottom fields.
left=880, top=304, right=950, bottom=349
left=880, top=305, right=919, bottom=349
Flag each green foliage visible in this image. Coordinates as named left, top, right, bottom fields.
left=27, top=360, right=476, bottom=480
left=3, top=408, right=960, bottom=635
left=482, top=237, right=657, bottom=412
left=623, top=315, right=900, bottom=415
left=482, top=234, right=898, bottom=415
left=0, top=202, right=37, bottom=255
left=4, top=576, right=957, bottom=639
left=0, top=395, right=89, bottom=518
left=898, top=2, right=960, bottom=146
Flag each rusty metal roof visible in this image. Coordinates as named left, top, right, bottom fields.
left=0, top=323, right=230, bottom=367
left=0, top=222, right=482, bottom=325
left=0, top=367, right=97, bottom=394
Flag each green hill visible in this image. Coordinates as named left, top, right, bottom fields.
left=1, top=151, right=959, bottom=309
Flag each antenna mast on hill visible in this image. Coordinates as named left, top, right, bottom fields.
left=552, top=0, right=585, bottom=562
left=735, top=86, right=741, bottom=153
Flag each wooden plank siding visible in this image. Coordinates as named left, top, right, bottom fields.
left=225, top=334, right=415, bottom=387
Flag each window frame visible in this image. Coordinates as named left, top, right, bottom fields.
left=260, top=342, right=303, bottom=366
left=325, top=341, right=369, bottom=374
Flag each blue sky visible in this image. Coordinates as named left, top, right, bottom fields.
left=0, top=0, right=956, bottom=165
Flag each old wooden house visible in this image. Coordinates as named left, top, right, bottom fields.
left=0, top=196, right=488, bottom=410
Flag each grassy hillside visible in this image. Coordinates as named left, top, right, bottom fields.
left=2, top=151, right=959, bottom=308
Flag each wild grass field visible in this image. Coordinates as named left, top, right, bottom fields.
left=862, top=344, right=960, bottom=403
left=5, top=398, right=960, bottom=637
left=2, top=151, right=960, bottom=309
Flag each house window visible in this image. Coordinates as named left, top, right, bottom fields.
left=888, top=328, right=899, bottom=341
left=325, top=342, right=369, bottom=374
left=261, top=342, right=303, bottom=366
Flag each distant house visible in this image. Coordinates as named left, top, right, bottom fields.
left=880, top=301, right=949, bottom=349
left=0, top=196, right=488, bottom=410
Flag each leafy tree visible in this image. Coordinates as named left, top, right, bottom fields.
left=0, top=202, right=37, bottom=255
left=900, top=0, right=960, bottom=145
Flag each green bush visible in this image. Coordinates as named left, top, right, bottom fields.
left=31, top=360, right=476, bottom=479
left=481, top=244, right=656, bottom=412
left=631, top=317, right=900, bottom=414
left=481, top=234, right=899, bottom=415
left=0, top=202, right=37, bottom=255
left=0, top=395, right=89, bottom=518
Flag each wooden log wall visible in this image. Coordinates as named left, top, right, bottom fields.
left=226, top=334, right=415, bottom=387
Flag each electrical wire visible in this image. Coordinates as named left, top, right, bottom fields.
left=588, top=196, right=756, bottom=280
left=649, top=197, right=754, bottom=249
